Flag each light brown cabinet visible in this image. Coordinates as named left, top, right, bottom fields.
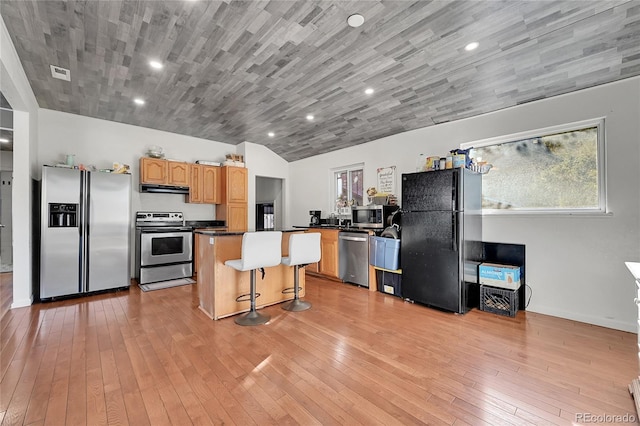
left=226, top=166, right=248, bottom=203
left=140, top=157, right=190, bottom=186
left=225, top=203, right=248, bottom=232
left=216, top=167, right=248, bottom=232
left=306, top=229, right=339, bottom=279
left=139, top=157, right=167, bottom=184
left=168, top=161, right=190, bottom=186
left=188, top=164, right=221, bottom=204
left=202, top=166, right=221, bottom=204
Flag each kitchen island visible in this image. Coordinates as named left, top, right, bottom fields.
left=195, top=229, right=306, bottom=320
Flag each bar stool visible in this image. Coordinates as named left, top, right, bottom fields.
left=281, top=232, right=321, bottom=312
left=225, top=231, right=282, bottom=326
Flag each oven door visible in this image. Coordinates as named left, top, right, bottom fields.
left=140, top=230, right=193, bottom=266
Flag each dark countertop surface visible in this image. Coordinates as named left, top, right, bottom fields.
left=194, top=229, right=302, bottom=236
left=293, top=225, right=373, bottom=233
left=185, top=220, right=226, bottom=228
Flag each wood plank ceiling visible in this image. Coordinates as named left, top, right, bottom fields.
left=1, top=0, right=639, bottom=161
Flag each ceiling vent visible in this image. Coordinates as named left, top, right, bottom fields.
left=50, top=65, right=70, bottom=81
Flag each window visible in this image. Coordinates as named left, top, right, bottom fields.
left=461, top=119, right=605, bottom=213
left=332, top=164, right=363, bottom=211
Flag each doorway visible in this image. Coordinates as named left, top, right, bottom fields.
left=0, top=92, right=14, bottom=318
left=255, top=176, right=284, bottom=231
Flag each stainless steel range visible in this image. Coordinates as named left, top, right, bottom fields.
left=135, top=211, right=193, bottom=284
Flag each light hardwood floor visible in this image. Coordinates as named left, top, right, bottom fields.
left=1, top=275, right=637, bottom=425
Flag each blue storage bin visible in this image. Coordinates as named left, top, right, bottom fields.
left=369, top=236, right=400, bottom=271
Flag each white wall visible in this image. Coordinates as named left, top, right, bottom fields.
left=290, top=77, right=640, bottom=332
left=240, top=142, right=289, bottom=231
left=1, top=16, right=40, bottom=308
left=38, top=109, right=239, bottom=220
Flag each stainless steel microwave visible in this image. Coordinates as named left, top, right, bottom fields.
left=351, top=205, right=399, bottom=228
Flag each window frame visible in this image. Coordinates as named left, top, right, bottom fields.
left=330, top=163, right=364, bottom=213
left=460, top=118, right=607, bottom=215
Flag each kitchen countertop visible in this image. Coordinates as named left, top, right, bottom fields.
left=194, top=229, right=302, bottom=237
left=293, top=225, right=374, bottom=233
left=185, top=220, right=226, bottom=228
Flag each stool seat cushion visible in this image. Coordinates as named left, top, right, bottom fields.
left=225, top=231, right=282, bottom=272
left=225, top=259, right=244, bottom=270
left=281, top=233, right=321, bottom=266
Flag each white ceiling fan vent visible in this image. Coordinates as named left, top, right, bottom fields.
left=50, top=65, right=70, bottom=81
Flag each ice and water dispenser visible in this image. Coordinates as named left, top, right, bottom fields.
left=48, top=203, right=78, bottom=227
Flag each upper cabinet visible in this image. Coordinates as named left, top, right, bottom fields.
left=202, top=166, right=222, bottom=204
left=189, top=164, right=203, bottom=203
left=140, top=158, right=166, bottom=184
left=188, top=164, right=221, bottom=204
left=226, top=166, right=248, bottom=203
left=140, top=158, right=240, bottom=211
left=140, top=158, right=190, bottom=186
left=168, top=161, right=190, bottom=186
left=216, top=166, right=248, bottom=232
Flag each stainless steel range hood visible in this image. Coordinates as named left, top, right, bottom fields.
left=140, top=184, right=190, bottom=194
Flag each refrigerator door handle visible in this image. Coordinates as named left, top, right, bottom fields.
left=80, top=171, right=89, bottom=293
left=452, top=213, right=458, bottom=252
left=452, top=171, right=458, bottom=211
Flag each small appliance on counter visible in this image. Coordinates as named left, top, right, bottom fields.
left=309, top=210, right=321, bottom=226
left=351, top=205, right=400, bottom=228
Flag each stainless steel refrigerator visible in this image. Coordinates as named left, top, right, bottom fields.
left=400, top=168, right=482, bottom=313
left=40, top=166, right=132, bottom=299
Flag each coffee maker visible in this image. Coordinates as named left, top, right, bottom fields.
left=309, top=210, right=321, bottom=226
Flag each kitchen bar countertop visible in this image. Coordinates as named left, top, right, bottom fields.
left=196, top=230, right=307, bottom=320
left=293, top=225, right=373, bottom=233
left=195, top=228, right=301, bottom=237
left=186, top=220, right=226, bottom=228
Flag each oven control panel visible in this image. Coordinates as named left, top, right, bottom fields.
left=136, top=211, right=183, bottom=222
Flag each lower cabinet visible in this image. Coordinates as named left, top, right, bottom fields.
left=226, top=203, right=248, bottom=232
left=306, top=229, right=339, bottom=279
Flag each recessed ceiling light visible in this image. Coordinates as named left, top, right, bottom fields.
left=149, top=60, right=163, bottom=69
left=465, top=42, right=479, bottom=51
left=306, top=114, right=314, bottom=121
left=347, top=13, right=364, bottom=28
left=267, top=132, right=275, bottom=137
left=0, top=138, right=8, bottom=143
left=364, top=88, right=374, bottom=95
left=133, top=98, right=145, bottom=105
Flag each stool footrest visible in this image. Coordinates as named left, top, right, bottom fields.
left=281, top=286, right=301, bottom=294
left=235, top=292, right=261, bottom=303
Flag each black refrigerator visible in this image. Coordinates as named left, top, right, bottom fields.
left=400, top=168, right=482, bottom=313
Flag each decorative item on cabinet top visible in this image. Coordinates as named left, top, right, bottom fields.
left=224, top=154, right=245, bottom=167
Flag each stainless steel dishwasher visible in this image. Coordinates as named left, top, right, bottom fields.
left=339, top=231, right=369, bottom=287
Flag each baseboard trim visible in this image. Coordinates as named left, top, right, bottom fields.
left=529, top=305, right=635, bottom=333
left=11, top=296, right=33, bottom=309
